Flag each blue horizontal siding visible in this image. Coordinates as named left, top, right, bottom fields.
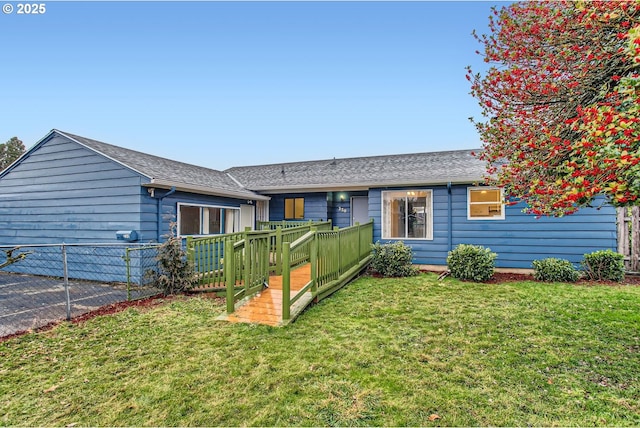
left=0, top=134, right=147, bottom=245
left=327, top=191, right=368, bottom=228
left=0, top=173, right=140, bottom=192
left=370, top=185, right=617, bottom=269
left=1, top=159, right=124, bottom=181
left=269, top=193, right=329, bottom=222
left=369, top=187, right=451, bottom=265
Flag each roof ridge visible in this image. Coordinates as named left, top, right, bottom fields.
left=56, top=129, right=227, bottom=174
left=225, top=147, right=481, bottom=171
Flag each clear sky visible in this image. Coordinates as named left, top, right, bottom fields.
left=1, top=1, right=502, bottom=170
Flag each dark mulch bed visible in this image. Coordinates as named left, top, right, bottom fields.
left=2, top=293, right=227, bottom=343
left=69, top=293, right=173, bottom=323
left=0, top=294, right=175, bottom=343
left=438, top=271, right=640, bottom=286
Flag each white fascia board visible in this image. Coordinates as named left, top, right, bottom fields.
left=252, top=178, right=482, bottom=194
left=144, top=179, right=270, bottom=201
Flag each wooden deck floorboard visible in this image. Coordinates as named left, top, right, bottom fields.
left=222, top=264, right=312, bottom=327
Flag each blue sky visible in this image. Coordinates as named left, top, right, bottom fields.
left=1, top=1, right=502, bottom=170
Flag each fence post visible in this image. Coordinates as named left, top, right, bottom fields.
left=225, top=238, right=235, bottom=314
left=124, top=247, right=132, bottom=301
left=282, top=243, right=291, bottom=321
left=617, top=208, right=628, bottom=269
left=632, top=206, right=640, bottom=272
left=61, top=244, right=71, bottom=321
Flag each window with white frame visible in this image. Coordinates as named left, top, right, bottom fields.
left=382, top=190, right=432, bottom=240
left=256, top=200, right=269, bottom=223
left=178, top=203, right=239, bottom=236
left=468, top=187, right=505, bottom=220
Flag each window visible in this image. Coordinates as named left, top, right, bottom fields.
left=178, top=203, right=239, bottom=236
left=284, top=197, right=304, bottom=220
left=468, top=187, right=505, bottom=220
left=382, top=190, right=432, bottom=240
left=256, top=200, right=269, bottom=223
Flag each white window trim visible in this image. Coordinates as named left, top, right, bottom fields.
left=177, top=202, right=240, bottom=237
left=381, top=189, right=433, bottom=240
left=467, top=187, right=505, bottom=220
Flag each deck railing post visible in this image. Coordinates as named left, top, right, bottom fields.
left=185, top=235, right=193, bottom=263
left=275, top=226, right=283, bottom=275
left=225, top=238, right=235, bottom=314
left=310, top=229, right=318, bottom=297
left=282, top=243, right=291, bottom=321
left=355, top=222, right=361, bottom=261
left=244, top=237, right=251, bottom=297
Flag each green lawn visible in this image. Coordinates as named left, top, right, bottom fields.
left=1, top=273, right=639, bottom=426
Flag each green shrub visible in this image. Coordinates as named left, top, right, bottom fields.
left=446, top=244, right=496, bottom=282
left=581, top=249, right=625, bottom=282
left=147, top=223, right=197, bottom=295
left=532, top=258, right=579, bottom=282
left=370, top=241, right=419, bottom=277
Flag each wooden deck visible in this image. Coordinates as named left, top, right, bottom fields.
left=219, top=264, right=313, bottom=327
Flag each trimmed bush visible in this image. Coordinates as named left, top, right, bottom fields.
left=446, top=244, right=496, bottom=282
left=532, top=258, right=579, bottom=282
left=147, top=223, right=197, bottom=295
left=581, top=249, right=625, bottom=282
left=370, top=241, right=419, bottom=277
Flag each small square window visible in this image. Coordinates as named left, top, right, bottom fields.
left=468, top=188, right=505, bottom=220
left=284, top=198, right=304, bottom=220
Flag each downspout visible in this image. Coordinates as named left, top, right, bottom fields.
left=154, top=186, right=176, bottom=242
left=447, top=182, right=453, bottom=251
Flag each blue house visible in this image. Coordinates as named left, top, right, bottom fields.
left=0, top=129, right=269, bottom=246
left=0, top=129, right=618, bottom=271
left=226, top=152, right=618, bottom=271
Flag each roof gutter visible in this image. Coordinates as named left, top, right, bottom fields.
left=144, top=180, right=270, bottom=201
left=251, top=178, right=482, bottom=194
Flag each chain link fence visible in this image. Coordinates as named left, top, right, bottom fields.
left=0, top=243, right=161, bottom=338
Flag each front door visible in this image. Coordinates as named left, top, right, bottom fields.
left=240, top=204, right=255, bottom=230
left=351, top=196, right=369, bottom=226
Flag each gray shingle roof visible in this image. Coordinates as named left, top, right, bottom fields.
left=52, top=129, right=486, bottom=196
left=56, top=130, right=265, bottom=200
left=225, top=149, right=486, bottom=192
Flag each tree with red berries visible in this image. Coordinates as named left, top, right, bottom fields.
left=468, top=1, right=640, bottom=216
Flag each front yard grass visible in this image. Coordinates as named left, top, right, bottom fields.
left=1, top=273, right=639, bottom=426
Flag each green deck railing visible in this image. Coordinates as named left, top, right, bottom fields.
left=257, top=220, right=332, bottom=230
left=186, top=220, right=373, bottom=322
left=224, top=230, right=271, bottom=314
left=281, top=221, right=374, bottom=322
left=186, top=220, right=331, bottom=288
left=186, top=231, right=245, bottom=289
left=268, top=221, right=333, bottom=275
